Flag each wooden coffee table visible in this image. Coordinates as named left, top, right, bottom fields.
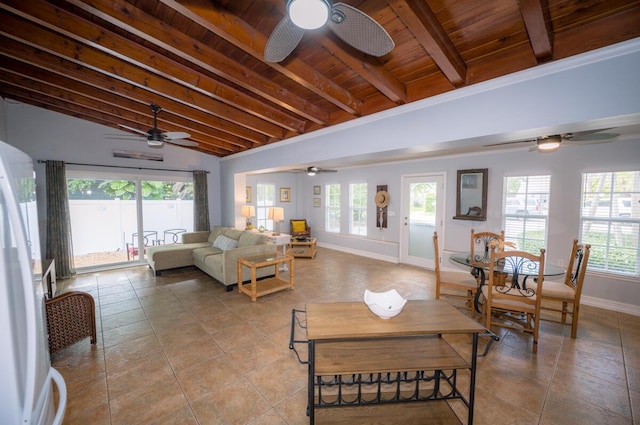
left=288, top=237, right=317, bottom=258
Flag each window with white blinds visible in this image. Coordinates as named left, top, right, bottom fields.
left=325, top=183, right=341, bottom=233
left=580, top=171, right=640, bottom=276
left=256, top=183, right=276, bottom=231
left=502, top=175, right=550, bottom=254
left=349, top=182, right=367, bottom=236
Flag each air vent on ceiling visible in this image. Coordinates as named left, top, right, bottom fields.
left=113, top=150, right=163, bottom=161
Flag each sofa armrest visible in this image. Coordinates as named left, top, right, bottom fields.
left=181, top=231, right=211, bottom=244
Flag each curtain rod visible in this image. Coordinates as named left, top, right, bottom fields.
left=36, top=160, right=209, bottom=174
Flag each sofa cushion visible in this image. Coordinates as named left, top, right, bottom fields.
left=238, top=231, right=268, bottom=247
left=224, top=227, right=243, bottom=241
left=193, top=246, right=222, bottom=263
left=213, top=235, right=239, bottom=250
left=207, top=226, right=229, bottom=243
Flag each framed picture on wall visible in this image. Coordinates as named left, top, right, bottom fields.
left=313, top=198, right=321, bottom=207
left=245, top=186, right=252, bottom=203
left=280, top=187, right=291, bottom=202
left=313, top=185, right=321, bottom=195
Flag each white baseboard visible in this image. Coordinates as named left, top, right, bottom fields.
left=317, top=242, right=399, bottom=264
left=581, top=295, right=640, bottom=316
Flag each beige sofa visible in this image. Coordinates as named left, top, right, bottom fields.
left=146, top=226, right=277, bottom=290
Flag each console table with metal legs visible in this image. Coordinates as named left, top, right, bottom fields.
left=291, top=300, right=496, bottom=424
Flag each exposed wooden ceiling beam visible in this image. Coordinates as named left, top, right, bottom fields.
left=162, top=0, right=365, bottom=116
left=0, top=69, right=242, bottom=154
left=518, top=0, right=553, bottom=62
left=66, top=0, right=330, bottom=126
left=0, top=35, right=268, bottom=147
left=390, top=0, right=467, bottom=87
left=0, top=10, right=286, bottom=140
left=320, top=35, right=406, bottom=104
left=3, top=0, right=307, bottom=134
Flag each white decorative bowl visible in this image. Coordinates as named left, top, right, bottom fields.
left=364, top=289, right=407, bottom=319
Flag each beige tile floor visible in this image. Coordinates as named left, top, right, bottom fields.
left=52, top=247, right=640, bottom=425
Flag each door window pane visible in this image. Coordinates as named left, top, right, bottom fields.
left=408, top=181, right=438, bottom=258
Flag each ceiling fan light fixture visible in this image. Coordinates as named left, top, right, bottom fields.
left=288, top=0, right=330, bottom=30
left=307, top=166, right=317, bottom=176
left=537, top=137, right=561, bottom=152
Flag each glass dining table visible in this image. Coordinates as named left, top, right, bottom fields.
left=449, top=252, right=565, bottom=313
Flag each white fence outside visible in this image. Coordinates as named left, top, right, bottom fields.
left=69, top=199, right=193, bottom=255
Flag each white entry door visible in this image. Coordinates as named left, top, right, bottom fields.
left=400, top=174, right=444, bottom=268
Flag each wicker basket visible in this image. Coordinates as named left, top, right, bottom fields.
left=45, top=291, right=97, bottom=354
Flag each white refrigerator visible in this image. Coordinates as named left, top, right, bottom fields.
left=0, top=140, right=67, bottom=424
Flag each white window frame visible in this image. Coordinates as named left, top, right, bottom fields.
left=325, top=183, right=341, bottom=233
left=502, top=175, right=550, bottom=253
left=349, top=182, right=367, bottom=236
left=580, top=170, right=640, bottom=277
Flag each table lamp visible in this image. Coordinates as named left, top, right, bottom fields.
left=241, top=205, right=255, bottom=230
left=268, top=207, right=284, bottom=235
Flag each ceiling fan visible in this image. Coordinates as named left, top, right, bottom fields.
left=292, top=166, right=338, bottom=176
left=264, top=0, right=394, bottom=63
left=483, top=130, right=619, bottom=152
left=109, top=104, right=198, bottom=148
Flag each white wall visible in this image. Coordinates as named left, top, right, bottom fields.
left=2, top=100, right=220, bottom=257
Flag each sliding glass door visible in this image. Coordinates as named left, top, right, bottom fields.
left=67, top=172, right=193, bottom=269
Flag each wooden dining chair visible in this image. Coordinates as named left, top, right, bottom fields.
left=481, top=246, right=545, bottom=353
left=470, top=228, right=505, bottom=264
left=541, top=239, right=591, bottom=338
left=433, top=232, right=478, bottom=314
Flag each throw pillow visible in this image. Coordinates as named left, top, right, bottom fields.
left=291, top=220, right=306, bottom=233
left=213, top=235, right=238, bottom=250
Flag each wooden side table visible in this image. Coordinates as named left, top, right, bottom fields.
left=237, top=253, right=294, bottom=301
left=288, top=237, right=317, bottom=258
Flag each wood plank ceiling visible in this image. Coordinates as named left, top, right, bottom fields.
left=1, top=0, right=639, bottom=157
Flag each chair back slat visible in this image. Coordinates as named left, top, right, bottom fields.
left=470, top=228, right=505, bottom=264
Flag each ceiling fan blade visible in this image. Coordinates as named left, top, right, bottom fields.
left=484, top=139, right=534, bottom=147
left=166, top=139, right=199, bottom=147
left=318, top=169, right=337, bottom=173
left=264, top=16, right=305, bottom=62
left=162, top=131, right=191, bottom=140
left=328, top=3, right=394, bottom=57
left=106, top=135, right=146, bottom=141
left=571, top=132, right=619, bottom=142
left=118, top=124, right=150, bottom=136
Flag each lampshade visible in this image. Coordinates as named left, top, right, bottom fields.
left=537, top=136, right=561, bottom=152
left=241, top=205, right=255, bottom=218
left=268, top=207, right=285, bottom=222
left=288, top=0, right=330, bottom=30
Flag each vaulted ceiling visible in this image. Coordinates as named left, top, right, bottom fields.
left=1, top=0, right=639, bottom=157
